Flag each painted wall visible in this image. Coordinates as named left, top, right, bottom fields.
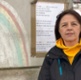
left=0, top=0, right=44, bottom=67
left=0, top=0, right=72, bottom=67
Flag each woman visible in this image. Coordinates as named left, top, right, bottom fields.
left=38, top=9, right=81, bottom=80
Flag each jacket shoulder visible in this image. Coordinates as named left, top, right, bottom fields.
left=46, top=46, right=62, bottom=59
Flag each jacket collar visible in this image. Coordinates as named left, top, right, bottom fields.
left=47, top=46, right=67, bottom=59
left=47, top=46, right=81, bottom=61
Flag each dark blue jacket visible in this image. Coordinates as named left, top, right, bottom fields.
left=38, top=46, right=81, bottom=80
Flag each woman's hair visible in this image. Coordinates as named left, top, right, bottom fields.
left=55, top=9, right=81, bottom=40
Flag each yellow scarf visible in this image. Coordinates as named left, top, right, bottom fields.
left=56, top=38, right=81, bottom=65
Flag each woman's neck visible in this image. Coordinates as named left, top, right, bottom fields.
left=63, top=39, right=79, bottom=47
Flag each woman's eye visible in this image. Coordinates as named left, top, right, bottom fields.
left=72, top=23, right=77, bottom=26
left=62, top=24, right=66, bottom=27
left=72, top=23, right=76, bottom=25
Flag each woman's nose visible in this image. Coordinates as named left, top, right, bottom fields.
left=67, top=24, right=73, bottom=31
left=67, top=24, right=72, bottom=29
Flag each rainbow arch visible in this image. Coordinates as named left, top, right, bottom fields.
left=0, top=1, right=29, bottom=67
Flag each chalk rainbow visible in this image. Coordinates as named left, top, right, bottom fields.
left=0, top=1, right=29, bottom=67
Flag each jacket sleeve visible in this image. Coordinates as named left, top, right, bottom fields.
left=38, top=55, right=51, bottom=80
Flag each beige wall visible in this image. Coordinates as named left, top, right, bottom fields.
left=4, top=0, right=44, bottom=67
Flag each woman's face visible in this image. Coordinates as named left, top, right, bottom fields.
left=59, top=14, right=81, bottom=45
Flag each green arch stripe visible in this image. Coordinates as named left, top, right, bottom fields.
left=0, top=13, right=23, bottom=66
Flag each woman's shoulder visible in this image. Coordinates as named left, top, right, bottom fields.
left=45, top=46, right=61, bottom=59
left=48, top=46, right=60, bottom=54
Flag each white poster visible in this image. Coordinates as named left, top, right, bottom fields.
left=36, top=2, right=64, bottom=52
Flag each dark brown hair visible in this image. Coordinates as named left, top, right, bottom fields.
left=55, top=9, right=81, bottom=40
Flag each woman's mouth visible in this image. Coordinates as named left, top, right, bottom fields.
left=66, top=33, right=74, bottom=36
